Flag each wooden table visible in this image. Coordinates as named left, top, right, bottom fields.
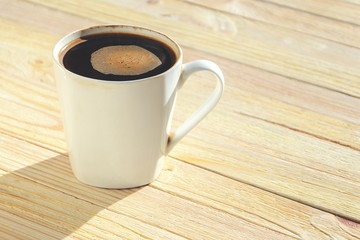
left=1, top=0, right=360, bottom=239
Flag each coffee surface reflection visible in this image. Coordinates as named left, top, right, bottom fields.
left=61, top=33, right=176, bottom=81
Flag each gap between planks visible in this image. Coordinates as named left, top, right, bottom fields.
left=235, top=111, right=360, bottom=152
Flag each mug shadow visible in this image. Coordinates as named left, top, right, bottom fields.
left=1, top=153, right=142, bottom=239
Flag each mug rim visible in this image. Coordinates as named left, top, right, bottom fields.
left=52, top=24, right=183, bottom=83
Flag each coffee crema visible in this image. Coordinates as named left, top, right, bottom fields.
left=60, top=32, right=176, bottom=81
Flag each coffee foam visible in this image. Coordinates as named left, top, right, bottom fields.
left=90, top=45, right=161, bottom=76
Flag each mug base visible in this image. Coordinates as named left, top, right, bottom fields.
left=73, top=171, right=161, bottom=189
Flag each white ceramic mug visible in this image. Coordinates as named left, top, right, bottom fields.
left=53, top=25, right=224, bottom=188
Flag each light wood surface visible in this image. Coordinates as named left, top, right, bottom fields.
left=1, top=0, right=360, bottom=239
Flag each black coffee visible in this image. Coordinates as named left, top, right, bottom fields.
left=61, top=32, right=176, bottom=81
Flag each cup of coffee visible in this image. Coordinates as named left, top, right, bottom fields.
left=53, top=25, right=224, bottom=188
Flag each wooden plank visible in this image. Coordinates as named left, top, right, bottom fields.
left=172, top=67, right=360, bottom=220
left=25, top=0, right=360, bottom=97
left=0, top=172, right=172, bottom=239
left=170, top=127, right=360, bottom=217
left=2, top=131, right=360, bottom=239
left=179, top=48, right=360, bottom=147
left=0, top=210, right=61, bottom=240
left=2, top=1, right=359, bottom=148
left=0, top=4, right=358, bottom=151
left=265, top=0, right=360, bottom=24
left=0, top=3, right=358, bottom=239
left=0, top=74, right=360, bottom=238
left=0, top=133, right=298, bottom=240
left=0, top=79, right=66, bottom=153
left=3, top=51, right=358, bottom=222
left=342, top=0, right=360, bottom=5
left=1, top=13, right=359, bottom=155
left=184, top=0, right=360, bottom=48
left=154, top=159, right=360, bottom=240
left=0, top=7, right=360, bottom=220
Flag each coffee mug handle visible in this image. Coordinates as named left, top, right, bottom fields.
left=166, top=60, right=224, bottom=155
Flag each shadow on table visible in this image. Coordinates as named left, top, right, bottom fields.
left=1, top=154, right=142, bottom=238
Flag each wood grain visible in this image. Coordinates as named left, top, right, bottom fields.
left=0, top=0, right=359, bottom=221
left=184, top=0, right=360, bottom=48
left=0, top=134, right=290, bottom=239
left=26, top=0, right=360, bottom=97
left=2, top=130, right=360, bottom=239
left=1, top=0, right=360, bottom=239
left=265, top=0, right=360, bottom=24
